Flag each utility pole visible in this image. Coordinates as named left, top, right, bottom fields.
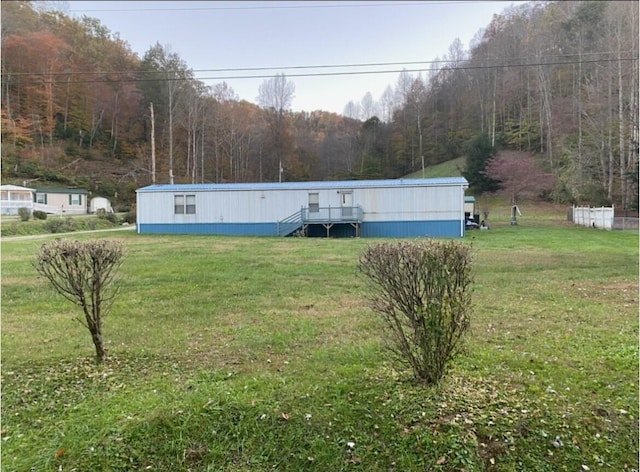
left=150, top=103, right=156, bottom=184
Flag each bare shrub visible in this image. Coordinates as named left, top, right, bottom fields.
left=33, top=210, right=47, bottom=220
left=35, top=239, right=125, bottom=363
left=18, top=207, right=30, bottom=221
left=44, top=217, right=75, bottom=233
left=358, top=240, right=473, bottom=385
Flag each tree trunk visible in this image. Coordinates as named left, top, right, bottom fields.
left=577, top=40, right=583, bottom=187
left=89, top=109, right=104, bottom=149
left=168, top=79, right=175, bottom=184
left=491, top=70, right=497, bottom=148
left=617, top=47, right=625, bottom=205
left=626, top=45, right=639, bottom=208
left=111, top=90, right=119, bottom=156
left=417, top=108, right=424, bottom=175
left=91, top=329, right=106, bottom=363
left=45, top=75, right=54, bottom=146
left=607, top=75, right=614, bottom=200
left=84, top=308, right=106, bottom=363
left=538, top=64, right=553, bottom=167
left=150, top=102, right=156, bottom=184
left=3, top=72, right=11, bottom=120
left=201, top=121, right=205, bottom=183
left=64, top=74, right=71, bottom=132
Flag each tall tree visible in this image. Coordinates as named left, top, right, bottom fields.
left=2, top=31, right=72, bottom=151
left=258, top=73, right=295, bottom=181
left=486, top=151, right=556, bottom=203
left=360, top=92, right=377, bottom=121
left=462, top=134, right=500, bottom=193
left=140, top=43, right=193, bottom=184
left=343, top=100, right=360, bottom=120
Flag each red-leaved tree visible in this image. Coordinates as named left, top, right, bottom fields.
left=485, top=151, right=556, bottom=204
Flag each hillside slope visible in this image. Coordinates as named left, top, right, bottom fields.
left=404, top=157, right=465, bottom=179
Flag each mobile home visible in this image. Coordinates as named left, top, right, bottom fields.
left=1, top=185, right=35, bottom=215
left=136, top=177, right=469, bottom=238
left=34, top=188, right=89, bottom=215
left=0, top=184, right=62, bottom=215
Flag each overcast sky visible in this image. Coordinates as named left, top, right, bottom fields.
left=63, top=1, right=528, bottom=115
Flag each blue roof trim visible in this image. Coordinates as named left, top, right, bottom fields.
left=137, top=178, right=468, bottom=193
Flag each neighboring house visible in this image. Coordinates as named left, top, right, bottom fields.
left=136, top=177, right=469, bottom=238
left=0, top=184, right=38, bottom=215
left=90, top=196, right=113, bottom=214
left=34, top=188, right=89, bottom=215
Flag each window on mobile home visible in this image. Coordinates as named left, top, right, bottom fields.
left=174, top=195, right=184, bottom=214
left=185, top=195, right=196, bottom=214
left=174, top=194, right=196, bottom=214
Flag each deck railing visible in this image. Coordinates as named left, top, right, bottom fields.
left=302, top=206, right=363, bottom=223
left=276, top=209, right=304, bottom=237
left=277, top=206, right=363, bottom=236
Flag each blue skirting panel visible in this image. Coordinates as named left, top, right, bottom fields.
left=138, top=220, right=463, bottom=238
left=361, top=220, right=462, bottom=238
left=138, top=222, right=277, bottom=236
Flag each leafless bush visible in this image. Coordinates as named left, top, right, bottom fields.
left=358, top=240, right=473, bottom=385
left=18, top=207, right=30, bottom=221
left=35, top=239, right=125, bottom=363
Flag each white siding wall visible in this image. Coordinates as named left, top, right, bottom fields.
left=139, top=189, right=312, bottom=224
left=358, top=186, right=461, bottom=221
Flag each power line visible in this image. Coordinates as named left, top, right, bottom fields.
left=189, top=58, right=636, bottom=83
left=5, top=52, right=635, bottom=79
left=5, top=56, right=637, bottom=85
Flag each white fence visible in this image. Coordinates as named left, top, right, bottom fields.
left=572, top=206, right=614, bottom=230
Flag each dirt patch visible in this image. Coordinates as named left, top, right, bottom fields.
left=570, top=280, right=638, bottom=303
left=477, top=433, right=507, bottom=469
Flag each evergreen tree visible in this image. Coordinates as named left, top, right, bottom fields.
left=462, top=134, right=500, bottom=193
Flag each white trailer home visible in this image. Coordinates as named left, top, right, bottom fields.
left=1, top=184, right=36, bottom=215
left=136, top=177, right=469, bottom=238
left=0, top=184, right=59, bottom=215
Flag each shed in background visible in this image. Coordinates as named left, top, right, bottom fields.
left=90, top=196, right=113, bottom=214
left=464, top=196, right=479, bottom=223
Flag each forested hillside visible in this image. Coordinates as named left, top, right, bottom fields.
left=1, top=1, right=637, bottom=209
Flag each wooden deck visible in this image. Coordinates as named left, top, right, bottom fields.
left=301, top=206, right=363, bottom=237
left=277, top=206, right=363, bottom=237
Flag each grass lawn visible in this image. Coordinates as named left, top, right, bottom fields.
left=404, top=157, right=465, bottom=179
left=1, top=210, right=638, bottom=471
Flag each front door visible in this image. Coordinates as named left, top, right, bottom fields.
left=340, top=191, right=353, bottom=218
